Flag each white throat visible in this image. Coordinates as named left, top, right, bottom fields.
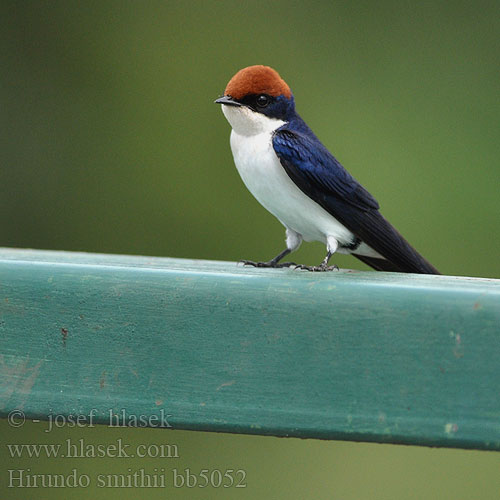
left=221, top=105, right=286, bottom=136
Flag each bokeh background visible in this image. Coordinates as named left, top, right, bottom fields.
left=1, top=1, right=499, bottom=499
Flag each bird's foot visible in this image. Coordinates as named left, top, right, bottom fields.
left=294, top=263, right=339, bottom=272
left=239, top=260, right=296, bottom=268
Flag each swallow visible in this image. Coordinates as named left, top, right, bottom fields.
left=216, top=65, right=440, bottom=274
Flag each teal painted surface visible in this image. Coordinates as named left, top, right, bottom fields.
left=1, top=248, right=499, bottom=450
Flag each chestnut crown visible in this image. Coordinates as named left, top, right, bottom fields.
left=224, top=65, right=292, bottom=100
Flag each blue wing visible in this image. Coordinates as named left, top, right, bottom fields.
left=272, top=128, right=440, bottom=274
left=273, top=129, right=379, bottom=211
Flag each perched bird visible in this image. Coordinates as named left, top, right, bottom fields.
left=215, top=65, right=440, bottom=274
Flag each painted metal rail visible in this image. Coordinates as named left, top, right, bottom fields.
left=1, top=248, right=499, bottom=450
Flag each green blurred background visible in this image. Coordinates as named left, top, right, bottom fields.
left=1, top=1, right=499, bottom=498
left=1, top=0, right=499, bottom=276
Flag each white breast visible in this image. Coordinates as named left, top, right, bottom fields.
left=231, top=129, right=358, bottom=245
left=222, top=105, right=354, bottom=245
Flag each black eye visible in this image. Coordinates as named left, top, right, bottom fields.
left=256, top=94, right=270, bottom=107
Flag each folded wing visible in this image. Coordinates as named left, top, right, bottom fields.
left=272, top=128, right=440, bottom=274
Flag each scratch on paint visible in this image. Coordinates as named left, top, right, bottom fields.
left=0, top=355, right=43, bottom=410
left=450, top=331, right=464, bottom=358
left=61, top=328, right=68, bottom=347
left=99, top=371, right=106, bottom=389
left=216, top=380, right=236, bottom=391
left=445, top=422, right=459, bottom=434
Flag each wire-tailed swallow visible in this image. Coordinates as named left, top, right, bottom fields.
left=216, top=65, right=440, bottom=274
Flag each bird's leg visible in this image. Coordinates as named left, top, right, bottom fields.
left=240, top=248, right=296, bottom=268
left=240, top=229, right=301, bottom=268
left=295, top=236, right=339, bottom=272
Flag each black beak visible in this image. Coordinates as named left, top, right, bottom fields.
left=214, top=95, right=241, bottom=107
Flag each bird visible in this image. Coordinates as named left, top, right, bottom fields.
left=215, top=65, right=440, bottom=274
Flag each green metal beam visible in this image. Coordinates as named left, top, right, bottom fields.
left=1, top=248, right=499, bottom=450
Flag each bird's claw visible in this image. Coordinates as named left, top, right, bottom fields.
left=239, top=259, right=339, bottom=271
left=239, top=260, right=296, bottom=268
left=294, top=263, right=339, bottom=272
